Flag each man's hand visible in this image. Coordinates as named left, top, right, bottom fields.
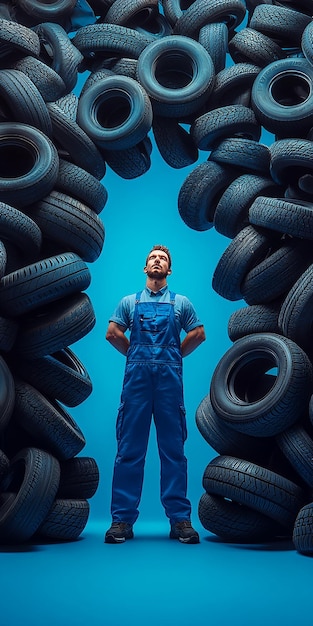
left=106, top=322, right=130, bottom=356
left=181, top=326, right=206, bottom=357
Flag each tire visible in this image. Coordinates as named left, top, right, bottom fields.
left=0, top=356, right=16, bottom=434
left=37, top=498, right=90, bottom=541
left=104, top=0, right=159, bottom=26
left=55, top=159, right=108, bottom=215
left=277, top=425, right=313, bottom=488
left=191, top=105, right=261, bottom=151
left=0, top=253, right=91, bottom=317
left=209, top=138, right=271, bottom=175
left=293, top=503, right=313, bottom=555
left=0, top=122, right=59, bottom=208
left=0, top=69, right=52, bottom=137
left=136, top=35, right=215, bottom=118
left=210, top=333, right=313, bottom=437
left=202, top=455, right=306, bottom=530
left=17, top=0, right=77, bottom=21
left=12, top=56, right=66, bottom=103
left=0, top=316, right=19, bottom=352
left=13, top=348, right=92, bottom=407
left=0, top=447, right=60, bottom=543
left=14, top=292, right=96, bottom=359
left=34, top=22, right=83, bottom=93
left=198, top=22, right=228, bottom=74
left=196, top=394, right=273, bottom=462
left=251, top=58, right=313, bottom=138
left=178, top=161, right=236, bottom=231
left=152, top=115, right=198, bottom=169
left=47, top=101, right=106, bottom=181
left=212, top=225, right=271, bottom=301
left=302, top=21, right=313, bottom=67
left=173, top=0, right=246, bottom=39
left=30, top=191, right=105, bottom=263
left=229, top=27, right=286, bottom=68
left=249, top=195, right=313, bottom=240
left=249, top=4, right=311, bottom=47
left=0, top=17, right=40, bottom=59
left=72, top=23, right=151, bottom=60
left=270, top=138, right=313, bottom=187
left=77, top=75, right=153, bottom=150
left=13, top=380, right=86, bottom=461
left=278, top=264, right=313, bottom=351
left=227, top=303, right=281, bottom=341
left=198, top=492, right=286, bottom=542
left=209, top=63, right=260, bottom=110
left=214, top=174, right=281, bottom=239
left=241, top=240, right=310, bottom=305
left=57, top=457, right=100, bottom=499
left=102, top=137, right=152, bottom=179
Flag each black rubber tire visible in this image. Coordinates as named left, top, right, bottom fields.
left=302, top=21, right=313, bottom=67
left=72, top=23, right=152, bottom=60
left=196, top=393, right=273, bottom=462
left=173, top=0, right=246, bottom=39
left=278, top=264, right=313, bottom=351
left=30, top=191, right=105, bottom=263
left=249, top=195, right=313, bottom=240
left=210, top=333, right=313, bottom=437
left=270, top=138, right=313, bottom=187
left=14, top=292, right=96, bottom=359
left=77, top=74, right=153, bottom=150
left=37, top=498, right=90, bottom=541
left=227, top=303, right=281, bottom=341
left=0, top=447, right=60, bottom=543
left=0, top=316, right=19, bottom=352
left=229, top=27, right=286, bottom=68
left=209, top=62, right=260, bottom=110
left=0, top=356, right=16, bottom=435
left=47, top=101, right=106, bottom=181
left=34, top=22, right=83, bottom=93
left=103, top=137, right=152, bottom=179
left=161, top=0, right=183, bottom=27
left=57, top=456, right=100, bottom=499
left=0, top=253, right=91, bottom=317
left=293, top=503, right=313, bottom=555
left=55, top=159, right=108, bottom=215
left=202, top=455, right=306, bottom=530
left=249, top=4, right=311, bottom=47
left=13, top=380, right=86, bottom=461
left=212, top=225, right=272, bottom=301
left=276, top=425, right=313, bottom=488
left=136, top=35, right=215, bottom=118
left=13, top=348, right=92, bottom=408
left=191, top=105, right=261, bottom=151
left=152, top=115, right=198, bottom=169
left=199, top=22, right=228, bottom=74
left=0, top=449, right=9, bottom=483
left=178, top=161, right=236, bottom=231
left=12, top=56, right=66, bottom=103
left=104, top=0, right=159, bottom=26
left=209, top=138, right=271, bottom=175
left=0, top=69, right=52, bottom=137
left=17, top=0, right=77, bottom=21
left=0, top=122, right=59, bottom=208
left=198, top=492, right=286, bottom=542
left=0, top=17, right=40, bottom=59
left=251, top=58, right=313, bottom=138
left=214, top=174, right=281, bottom=239
left=241, top=240, right=310, bottom=306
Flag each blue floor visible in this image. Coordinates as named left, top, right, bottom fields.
left=1, top=518, right=311, bottom=626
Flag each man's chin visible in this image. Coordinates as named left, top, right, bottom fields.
left=147, top=270, right=167, bottom=280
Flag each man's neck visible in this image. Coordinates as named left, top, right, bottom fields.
left=146, top=278, right=167, bottom=293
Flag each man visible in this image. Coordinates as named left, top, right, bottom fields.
left=104, top=245, right=205, bottom=544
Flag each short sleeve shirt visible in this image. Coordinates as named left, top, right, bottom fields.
left=109, top=286, right=203, bottom=336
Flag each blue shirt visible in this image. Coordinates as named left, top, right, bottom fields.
left=109, top=286, right=203, bottom=336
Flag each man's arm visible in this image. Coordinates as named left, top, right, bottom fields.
left=181, top=325, right=206, bottom=357
left=106, top=321, right=130, bottom=356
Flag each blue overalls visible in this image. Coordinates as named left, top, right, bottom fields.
left=110, top=290, right=192, bottom=525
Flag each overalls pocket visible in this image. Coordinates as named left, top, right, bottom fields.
left=180, top=404, right=187, bottom=442
left=116, top=401, right=125, bottom=442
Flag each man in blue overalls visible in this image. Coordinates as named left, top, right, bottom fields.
left=105, top=245, right=206, bottom=544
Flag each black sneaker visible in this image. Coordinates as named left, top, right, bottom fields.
left=170, top=521, right=200, bottom=544
left=104, top=522, right=134, bottom=544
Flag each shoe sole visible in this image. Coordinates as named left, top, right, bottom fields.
left=104, top=533, right=134, bottom=544
left=170, top=534, right=200, bottom=544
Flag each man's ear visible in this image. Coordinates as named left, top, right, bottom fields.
left=144, top=266, right=147, bottom=274
left=167, top=268, right=172, bottom=275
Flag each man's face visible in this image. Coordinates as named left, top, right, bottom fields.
left=144, top=250, right=171, bottom=280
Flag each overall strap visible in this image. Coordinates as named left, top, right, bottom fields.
left=135, top=291, right=142, bottom=304
left=169, top=291, right=176, bottom=305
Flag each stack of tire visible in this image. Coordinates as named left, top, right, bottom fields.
left=0, top=4, right=107, bottom=543
left=173, top=1, right=313, bottom=556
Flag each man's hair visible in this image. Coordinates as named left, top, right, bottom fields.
left=146, top=245, right=172, bottom=269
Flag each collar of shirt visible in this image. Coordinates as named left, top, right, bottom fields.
left=145, top=285, right=168, bottom=297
